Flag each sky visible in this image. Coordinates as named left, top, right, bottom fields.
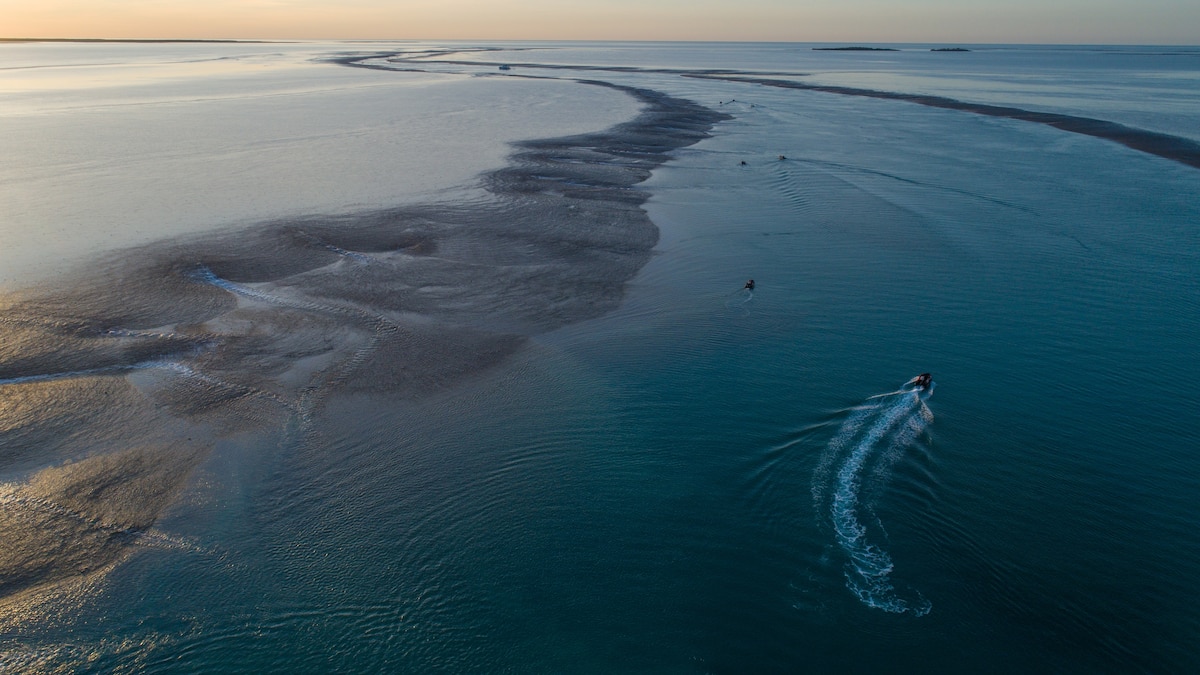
left=1, top=0, right=1198, bottom=44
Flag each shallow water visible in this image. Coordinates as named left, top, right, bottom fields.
left=1, top=41, right=1199, bottom=673
left=0, top=42, right=639, bottom=287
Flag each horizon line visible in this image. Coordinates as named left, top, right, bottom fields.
left=2, top=37, right=1199, bottom=48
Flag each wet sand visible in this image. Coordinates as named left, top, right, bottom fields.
left=0, top=79, right=728, bottom=613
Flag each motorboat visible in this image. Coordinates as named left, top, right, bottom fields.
left=908, top=373, right=932, bottom=390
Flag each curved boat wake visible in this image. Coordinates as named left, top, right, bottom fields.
left=724, top=287, right=754, bottom=311
left=813, top=379, right=934, bottom=615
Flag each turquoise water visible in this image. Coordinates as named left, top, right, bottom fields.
left=2, top=43, right=1199, bottom=672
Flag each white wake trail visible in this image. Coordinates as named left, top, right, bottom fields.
left=818, top=382, right=934, bottom=615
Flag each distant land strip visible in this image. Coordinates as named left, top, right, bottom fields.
left=813, top=47, right=899, bottom=51
left=0, top=38, right=275, bottom=43
left=688, top=73, right=1200, bottom=171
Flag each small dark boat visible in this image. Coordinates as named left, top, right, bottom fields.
left=744, top=279, right=755, bottom=291
left=909, top=373, right=932, bottom=389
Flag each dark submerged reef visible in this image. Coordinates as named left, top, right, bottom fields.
left=0, top=75, right=729, bottom=613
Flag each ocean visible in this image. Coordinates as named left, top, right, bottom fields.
left=1, top=41, right=1198, bottom=673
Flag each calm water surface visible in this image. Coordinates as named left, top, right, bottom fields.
left=1, top=42, right=1198, bottom=673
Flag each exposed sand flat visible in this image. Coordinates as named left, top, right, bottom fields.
left=0, top=77, right=727, bottom=616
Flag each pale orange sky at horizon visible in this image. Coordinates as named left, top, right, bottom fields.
left=1, top=0, right=1197, bottom=45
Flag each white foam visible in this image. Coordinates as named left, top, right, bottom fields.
left=819, top=385, right=933, bottom=615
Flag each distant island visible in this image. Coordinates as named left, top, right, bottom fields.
left=813, top=47, right=899, bottom=52
left=931, top=48, right=971, bottom=52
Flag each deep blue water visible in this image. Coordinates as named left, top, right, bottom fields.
left=2, top=42, right=1199, bottom=673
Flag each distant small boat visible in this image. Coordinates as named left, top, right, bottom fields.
left=498, top=65, right=511, bottom=71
